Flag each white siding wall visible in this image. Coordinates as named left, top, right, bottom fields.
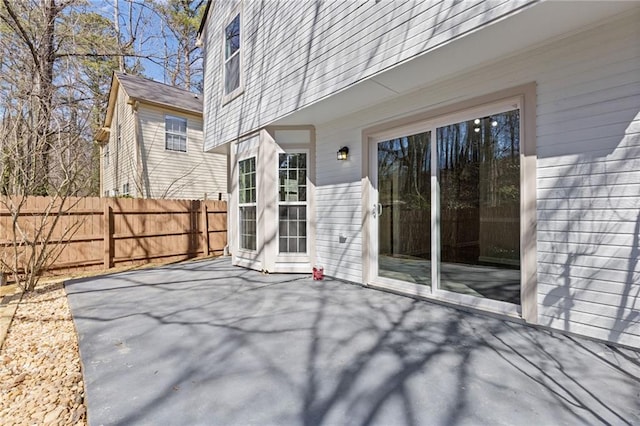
left=314, top=13, right=640, bottom=347
left=101, top=143, right=113, bottom=196
left=315, top=128, right=363, bottom=284
left=137, top=105, right=226, bottom=200
left=203, top=0, right=534, bottom=149
left=102, top=86, right=136, bottom=196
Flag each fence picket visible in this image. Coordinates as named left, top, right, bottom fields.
left=0, top=196, right=227, bottom=280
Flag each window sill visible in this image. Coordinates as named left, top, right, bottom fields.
left=276, top=253, right=309, bottom=259
left=237, top=248, right=258, bottom=257
left=222, top=85, right=244, bottom=106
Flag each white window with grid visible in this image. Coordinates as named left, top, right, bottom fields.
left=165, top=116, right=187, bottom=152
left=278, top=153, right=307, bottom=254
left=238, top=157, right=256, bottom=251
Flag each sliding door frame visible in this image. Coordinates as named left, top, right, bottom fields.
left=361, top=83, right=537, bottom=323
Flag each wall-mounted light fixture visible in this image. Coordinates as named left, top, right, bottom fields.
left=337, top=146, right=349, bottom=161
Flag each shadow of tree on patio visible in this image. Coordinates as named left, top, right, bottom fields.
left=65, top=258, right=640, bottom=426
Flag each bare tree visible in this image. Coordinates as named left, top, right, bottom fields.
left=0, top=0, right=114, bottom=290
left=155, top=0, right=206, bottom=91
left=0, top=0, right=207, bottom=289
left=0, top=92, right=89, bottom=290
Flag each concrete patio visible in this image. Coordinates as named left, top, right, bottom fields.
left=65, top=257, right=640, bottom=426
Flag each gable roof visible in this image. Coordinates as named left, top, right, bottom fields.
left=115, top=72, right=203, bottom=114
left=96, top=72, right=203, bottom=143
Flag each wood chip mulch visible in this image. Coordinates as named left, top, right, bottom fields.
left=0, top=282, right=86, bottom=425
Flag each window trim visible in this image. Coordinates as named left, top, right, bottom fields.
left=238, top=156, right=257, bottom=252
left=276, top=150, right=309, bottom=255
left=222, top=7, right=244, bottom=104
left=164, top=115, right=188, bottom=153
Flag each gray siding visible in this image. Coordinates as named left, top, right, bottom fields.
left=313, top=13, right=640, bottom=347
left=203, top=0, right=534, bottom=149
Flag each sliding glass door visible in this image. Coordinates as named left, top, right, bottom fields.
left=371, top=105, right=521, bottom=307
left=375, top=132, right=432, bottom=286
left=437, top=109, right=521, bottom=304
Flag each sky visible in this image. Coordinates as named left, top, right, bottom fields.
left=89, top=0, right=198, bottom=86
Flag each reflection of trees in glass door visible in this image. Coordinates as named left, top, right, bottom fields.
left=437, top=109, right=521, bottom=304
left=377, top=132, right=431, bottom=286
left=372, top=107, right=521, bottom=306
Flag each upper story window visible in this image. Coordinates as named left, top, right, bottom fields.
left=165, top=116, right=187, bottom=152
left=224, top=13, right=241, bottom=98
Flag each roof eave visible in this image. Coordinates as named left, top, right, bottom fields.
left=197, top=0, right=213, bottom=40
left=95, top=127, right=110, bottom=144
left=103, top=72, right=120, bottom=128
left=130, top=98, right=203, bottom=117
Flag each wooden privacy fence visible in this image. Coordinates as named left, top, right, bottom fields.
left=378, top=204, right=519, bottom=264
left=0, top=196, right=227, bottom=278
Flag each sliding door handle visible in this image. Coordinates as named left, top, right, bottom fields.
left=372, top=203, right=383, bottom=218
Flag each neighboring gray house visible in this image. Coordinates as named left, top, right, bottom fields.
left=199, top=1, right=640, bottom=348
left=97, top=72, right=227, bottom=200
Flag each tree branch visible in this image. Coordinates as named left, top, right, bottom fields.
left=1, top=0, right=41, bottom=73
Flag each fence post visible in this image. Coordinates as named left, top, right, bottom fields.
left=201, top=201, right=210, bottom=257
left=103, top=202, right=113, bottom=268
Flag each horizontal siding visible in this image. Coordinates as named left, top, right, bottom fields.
left=537, top=229, right=638, bottom=248
left=538, top=284, right=638, bottom=309
left=120, top=87, right=137, bottom=196
left=536, top=154, right=640, bottom=178
left=537, top=171, right=640, bottom=189
left=538, top=253, right=638, bottom=275
left=540, top=319, right=639, bottom=349
left=537, top=273, right=632, bottom=293
left=313, top=12, right=640, bottom=347
left=538, top=184, right=640, bottom=201
left=203, top=0, right=534, bottom=148
left=314, top=124, right=364, bottom=284
left=102, top=144, right=114, bottom=195
left=284, top=1, right=521, bottom=105
left=102, top=86, right=137, bottom=197
left=138, top=105, right=226, bottom=200
left=540, top=309, right=640, bottom=338
left=314, top=124, right=363, bottom=282
left=538, top=242, right=637, bottom=260
left=532, top=13, right=640, bottom=349
left=538, top=300, right=640, bottom=337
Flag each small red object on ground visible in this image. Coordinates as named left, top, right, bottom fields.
left=312, top=266, right=324, bottom=280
